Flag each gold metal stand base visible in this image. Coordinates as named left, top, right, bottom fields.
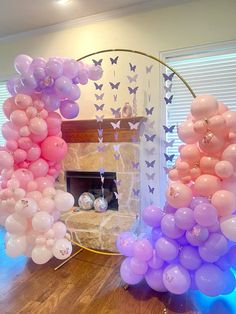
left=122, top=284, right=129, bottom=290
left=54, top=248, right=83, bottom=270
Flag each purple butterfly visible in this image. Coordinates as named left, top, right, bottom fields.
left=114, top=153, right=120, bottom=160
left=164, top=84, right=173, bottom=93
left=164, top=153, right=175, bottom=162
left=127, top=74, right=138, bottom=83
left=163, top=72, right=175, bottom=82
left=99, top=167, right=105, bottom=175
left=132, top=161, right=139, bottom=169
left=94, top=104, right=104, bottom=111
left=163, top=125, right=175, bottom=133
left=114, top=179, right=121, bottom=186
left=144, top=134, right=156, bottom=142
left=128, top=121, right=140, bottom=130
left=146, top=65, right=153, bottom=73
left=114, top=132, right=119, bottom=141
left=113, top=144, right=120, bottom=152
left=145, top=147, right=155, bottom=155
left=95, top=115, right=104, bottom=122
left=148, top=94, right=151, bottom=102
left=145, top=107, right=154, bottom=116
left=95, top=93, right=104, bottom=100
left=109, top=82, right=120, bottom=90
left=145, top=160, right=156, bottom=168
left=131, top=135, right=138, bottom=143
left=128, top=86, right=138, bottom=95
left=97, top=145, right=105, bottom=152
left=94, top=82, right=103, bottom=90
left=148, top=185, right=155, bottom=194
left=163, top=139, right=175, bottom=148
left=92, top=59, right=103, bottom=66
left=163, top=167, right=170, bottom=174
left=110, top=120, right=120, bottom=129
left=113, top=94, right=118, bottom=102
left=110, top=107, right=121, bottom=117
left=164, top=95, right=174, bottom=104
left=97, top=129, right=103, bottom=137
left=146, top=173, right=155, bottom=180
left=133, top=188, right=140, bottom=196
left=129, top=63, right=136, bottom=72
left=110, top=56, right=119, bottom=65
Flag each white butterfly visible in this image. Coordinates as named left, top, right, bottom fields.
left=110, top=120, right=121, bottom=129
left=128, top=121, right=140, bottom=130
left=113, top=144, right=120, bottom=152
left=114, top=192, right=119, bottom=200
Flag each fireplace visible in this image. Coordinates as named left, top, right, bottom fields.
left=65, top=171, right=119, bottom=210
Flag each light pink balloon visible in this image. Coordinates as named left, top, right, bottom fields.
left=26, top=106, right=37, bottom=119
left=38, top=109, right=48, bottom=120
left=6, top=235, right=27, bottom=257
left=33, top=99, right=44, bottom=110
left=26, top=180, right=38, bottom=192
left=180, top=144, right=201, bottom=166
left=41, top=136, right=67, bottom=162
left=166, top=182, right=192, bottom=208
left=27, top=144, right=41, bottom=162
left=190, top=167, right=202, bottom=180
left=220, top=215, right=236, bottom=242
left=0, top=151, right=14, bottom=170
left=46, top=112, right=62, bottom=128
left=19, top=126, right=30, bottom=137
left=2, top=121, right=19, bottom=140
left=42, top=187, right=56, bottom=198
left=29, top=117, right=47, bottom=135
left=35, top=176, right=54, bottom=192
left=218, top=102, right=229, bottom=114
left=223, top=111, right=236, bottom=132
left=53, top=238, right=72, bottom=260
left=229, top=132, right=236, bottom=144
left=199, top=132, right=225, bottom=154
left=211, top=190, right=236, bottom=217
left=10, top=110, right=29, bottom=127
left=38, top=197, right=55, bottom=213
left=15, top=94, right=32, bottom=109
left=32, top=211, right=53, bottom=233
left=5, top=213, right=28, bottom=235
left=7, top=178, right=20, bottom=189
left=31, top=245, right=53, bottom=264
left=13, top=188, right=26, bottom=200
left=26, top=191, right=42, bottom=203
left=208, top=115, right=226, bottom=136
left=12, top=168, right=34, bottom=189
left=29, top=158, right=49, bottom=178
left=168, top=169, right=179, bottom=181
left=191, top=95, right=218, bottom=120
left=6, top=140, right=18, bottom=151
left=54, top=192, right=74, bottom=212
left=194, top=174, right=221, bottom=197
left=30, top=129, right=48, bottom=143
left=193, top=120, right=208, bottom=135
left=15, top=198, right=38, bottom=218
left=177, top=121, right=201, bottom=144
left=13, top=149, right=27, bottom=163
left=175, top=161, right=190, bottom=175
left=200, top=156, right=219, bottom=175
left=18, top=137, right=32, bottom=150
left=52, top=221, right=67, bottom=239
left=215, top=160, right=234, bottom=178
left=3, top=97, right=18, bottom=119
left=222, top=144, right=236, bottom=170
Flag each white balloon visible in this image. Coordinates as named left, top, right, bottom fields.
left=32, top=212, right=53, bottom=233
left=52, top=222, right=67, bottom=239
left=42, top=187, right=56, bottom=198
left=15, top=198, right=38, bottom=218
left=53, top=238, right=72, bottom=260
left=38, top=197, right=55, bottom=213
left=54, top=192, right=74, bottom=212
left=5, top=213, right=28, bottom=235
left=31, top=245, right=53, bottom=264
left=220, top=215, right=236, bottom=241
left=6, top=235, right=27, bottom=257
left=14, top=188, right=26, bottom=200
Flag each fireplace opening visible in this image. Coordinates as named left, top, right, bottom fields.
left=66, top=171, right=118, bottom=210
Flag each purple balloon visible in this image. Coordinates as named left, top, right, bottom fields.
left=130, top=257, right=148, bottom=275
left=142, top=205, right=164, bottom=227
left=155, top=237, right=179, bottom=261
left=45, top=60, right=63, bottom=78
left=59, top=100, right=79, bottom=119
left=88, top=65, right=103, bottom=81
left=186, top=224, right=209, bottom=246
left=133, top=239, right=153, bottom=261
left=63, top=59, right=79, bottom=79
left=33, top=67, right=46, bottom=81
left=120, top=257, right=143, bottom=285
left=163, top=264, right=191, bottom=295
left=14, top=54, right=32, bottom=74
left=204, top=233, right=228, bottom=256
left=179, top=246, right=202, bottom=270
left=148, top=249, right=164, bottom=269
left=163, top=202, right=177, bottom=214
left=7, top=78, right=18, bottom=95
left=145, top=268, right=167, bottom=292
left=222, top=270, right=236, bottom=295
left=21, top=72, right=37, bottom=90
left=190, top=197, right=210, bottom=209
left=227, top=245, right=236, bottom=268
left=116, top=231, right=136, bottom=256
left=66, top=84, right=81, bottom=101
left=151, top=227, right=162, bottom=242
left=195, top=264, right=225, bottom=296
left=198, top=246, right=220, bottom=263
left=30, top=57, right=46, bottom=70
left=161, top=214, right=185, bottom=239
left=215, top=255, right=231, bottom=271
left=194, top=203, right=217, bottom=227
left=54, top=76, right=73, bottom=96
left=42, top=94, right=60, bottom=112
left=174, top=207, right=195, bottom=230
left=208, top=220, right=220, bottom=233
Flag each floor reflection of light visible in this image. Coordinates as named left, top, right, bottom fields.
left=190, top=271, right=236, bottom=314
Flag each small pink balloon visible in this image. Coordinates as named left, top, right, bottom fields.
left=47, top=126, right=61, bottom=136
left=223, top=111, right=236, bottom=132
left=29, top=158, right=49, bottom=178
left=35, top=177, right=54, bottom=192
left=13, top=149, right=27, bottom=163
left=180, top=144, right=201, bottom=166
left=166, top=182, right=193, bottom=208
left=190, top=167, right=202, bottom=180
left=38, top=109, right=48, bottom=120
left=222, top=174, right=236, bottom=194
left=178, top=120, right=201, bottom=144
left=0, top=151, right=14, bottom=170
left=46, top=112, right=62, bottom=129
left=193, top=119, right=208, bottom=134
left=52, top=221, right=67, bottom=239
left=38, top=197, right=55, bottom=213
left=26, top=181, right=38, bottom=192
left=191, top=95, right=219, bottom=120
left=3, top=97, right=18, bottom=119
left=15, top=94, right=32, bottom=109
left=222, top=144, right=236, bottom=170
left=27, top=144, right=41, bottom=161
left=10, top=110, right=29, bottom=127
left=7, top=178, right=20, bottom=189
left=12, top=168, right=33, bottom=189
left=26, top=106, right=37, bottom=119
left=2, top=121, right=19, bottom=141
left=29, top=117, right=47, bottom=135
left=218, top=102, right=229, bottom=114
left=18, top=137, right=32, bottom=151
left=211, top=190, right=236, bottom=217
left=215, top=160, right=234, bottom=178
left=229, top=132, right=236, bottom=144
left=200, top=156, right=219, bottom=175
left=168, top=169, right=179, bottom=181
left=176, top=161, right=190, bottom=175
left=199, top=132, right=225, bottom=154
left=19, top=126, right=30, bottom=137
left=6, top=140, right=18, bottom=151
left=194, top=174, right=221, bottom=197
left=33, top=99, right=44, bottom=110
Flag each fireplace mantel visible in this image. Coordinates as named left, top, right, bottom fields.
left=61, top=116, right=146, bottom=143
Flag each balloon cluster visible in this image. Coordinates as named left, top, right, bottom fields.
left=0, top=54, right=102, bottom=264
left=117, top=95, right=236, bottom=296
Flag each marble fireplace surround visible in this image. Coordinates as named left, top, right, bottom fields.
left=59, top=118, right=143, bottom=252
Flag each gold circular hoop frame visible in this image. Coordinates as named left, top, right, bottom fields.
left=71, top=48, right=196, bottom=256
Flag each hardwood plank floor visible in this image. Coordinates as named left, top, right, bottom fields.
left=0, top=227, right=232, bottom=314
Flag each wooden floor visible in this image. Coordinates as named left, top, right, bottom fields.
left=0, top=227, right=232, bottom=314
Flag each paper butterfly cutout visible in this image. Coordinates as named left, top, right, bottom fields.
left=114, top=153, right=120, bottom=160
left=145, top=147, right=155, bottom=155
left=164, top=84, right=173, bottom=93
left=146, top=65, right=153, bottom=73
left=97, top=145, right=105, bottom=152
left=114, top=179, right=121, bottom=186
left=97, top=129, right=103, bottom=137
left=163, top=125, right=175, bottom=133
left=128, top=86, right=138, bottom=95
left=163, top=166, right=171, bottom=174
left=131, top=135, right=138, bottom=143
left=164, top=95, right=174, bottom=104
left=109, top=82, right=120, bottom=89
left=113, top=94, right=117, bottom=102
left=145, top=160, right=156, bottom=168
left=96, top=115, right=104, bottom=122
left=133, top=188, right=140, bottom=196
left=146, top=173, right=155, bottom=180
left=127, top=74, right=138, bottom=83
left=163, top=139, right=175, bottom=148
left=164, top=153, right=175, bottom=162
left=110, top=56, right=119, bottom=65
left=114, top=192, right=119, bottom=200
left=145, top=107, right=154, bottom=116
left=129, top=63, right=136, bottom=72
left=94, top=104, right=105, bottom=111
left=110, top=107, right=121, bottom=116
left=99, top=168, right=105, bottom=175
left=114, top=132, right=119, bottom=141
left=148, top=185, right=155, bottom=194
left=94, top=82, right=103, bottom=90
left=95, top=93, right=104, bottom=100
left=111, top=120, right=121, bottom=129
left=92, top=59, right=103, bottom=66
left=100, top=176, right=104, bottom=184
left=144, top=134, right=156, bottom=142
left=132, top=161, right=139, bottom=169
left=98, top=137, right=103, bottom=144
left=128, top=121, right=140, bottom=130
left=113, top=144, right=120, bottom=152
left=163, top=72, right=175, bottom=82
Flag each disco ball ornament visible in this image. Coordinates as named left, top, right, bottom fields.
left=94, top=197, right=108, bottom=213
left=78, top=192, right=95, bottom=210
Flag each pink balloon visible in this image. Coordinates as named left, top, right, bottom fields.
left=26, top=106, right=37, bottom=119
left=166, top=182, right=193, bottom=208
left=46, top=112, right=62, bottom=129
left=10, top=110, right=29, bottom=127
left=200, top=156, right=219, bottom=175
left=26, top=181, right=38, bottom=192
left=180, top=144, right=201, bottom=166
left=2, top=122, right=19, bottom=141
left=29, top=158, right=49, bottom=178
left=26, top=191, right=42, bottom=203
left=29, top=117, right=47, bottom=135
left=3, top=97, right=18, bottom=119
left=175, top=161, right=190, bottom=175
left=212, top=190, right=236, bottom=217
left=199, top=132, right=225, bottom=154
left=32, top=211, right=53, bottom=233
left=193, top=120, right=208, bottom=135
left=223, top=111, right=236, bottom=132
left=27, top=144, right=41, bottom=161
left=35, top=176, right=54, bottom=192
left=30, top=129, right=48, bottom=143
left=41, top=136, right=67, bottom=162
left=52, top=222, right=67, bottom=239
left=218, top=102, right=229, bottom=114
left=12, top=168, right=34, bottom=189
left=222, top=144, right=236, bottom=170
left=194, top=174, right=221, bottom=197
left=38, top=197, right=55, bottom=213
left=15, top=94, right=32, bottom=109
left=19, top=126, right=30, bottom=137
left=178, top=121, right=201, bottom=144
left=215, top=160, right=234, bottom=178
left=18, top=137, right=32, bottom=151
left=5, top=213, right=28, bottom=235
left=47, top=126, right=61, bottom=136
left=13, top=149, right=27, bottom=163
left=229, top=132, right=236, bottom=144
left=0, top=151, right=14, bottom=170
left=190, top=167, right=202, bottom=180
left=168, top=169, right=179, bottom=181
left=15, top=198, right=38, bottom=218
left=6, top=140, right=18, bottom=151
left=208, top=115, right=226, bottom=136
left=191, top=95, right=219, bottom=120
left=33, top=99, right=44, bottom=110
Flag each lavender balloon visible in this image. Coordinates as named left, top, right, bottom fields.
left=179, top=246, right=202, bottom=270
left=116, top=231, right=136, bottom=257
left=198, top=246, right=220, bottom=263
left=186, top=224, right=209, bottom=246
left=155, top=237, right=179, bottom=261
left=14, top=54, right=32, bottom=74
left=45, top=60, right=63, bottom=78
left=133, top=238, right=153, bottom=261
left=204, top=233, right=228, bottom=256
left=130, top=257, right=148, bottom=275
left=120, top=257, right=143, bottom=285
left=60, top=101, right=79, bottom=119
left=222, top=270, right=236, bottom=295
left=163, top=264, right=191, bottom=295
left=148, top=249, right=164, bottom=269
left=193, top=203, right=218, bottom=227
left=190, top=196, right=210, bottom=209
left=174, top=207, right=195, bottom=230
left=142, top=205, right=164, bottom=227
left=145, top=268, right=167, bottom=292
left=161, top=214, right=185, bottom=239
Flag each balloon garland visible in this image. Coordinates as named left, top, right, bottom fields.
left=0, top=54, right=102, bottom=264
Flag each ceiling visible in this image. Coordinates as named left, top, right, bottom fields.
left=0, top=0, right=192, bottom=38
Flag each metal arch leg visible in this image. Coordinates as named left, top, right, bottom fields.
left=54, top=248, right=83, bottom=271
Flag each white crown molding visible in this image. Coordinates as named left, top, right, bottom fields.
left=0, top=0, right=191, bottom=43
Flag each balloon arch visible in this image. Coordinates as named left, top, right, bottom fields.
left=1, top=49, right=236, bottom=297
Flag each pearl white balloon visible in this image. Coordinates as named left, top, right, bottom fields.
left=54, top=192, right=74, bottom=212
left=5, top=213, right=27, bottom=235
left=220, top=215, right=236, bottom=241
left=31, top=245, right=53, bottom=264
left=15, top=198, right=38, bottom=218
left=53, top=238, right=72, bottom=260
left=6, top=235, right=27, bottom=257
left=32, top=212, right=53, bottom=233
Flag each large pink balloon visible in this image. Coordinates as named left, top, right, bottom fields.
left=199, top=132, right=225, bottom=154
left=194, top=174, right=221, bottom=197
left=178, top=121, right=201, bottom=144
left=41, top=136, right=67, bottom=162
left=191, top=95, right=218, bottom=120
left=29, top=158, right=49, bottom=178
left=10, top=110, right=28, bottom=127
left=166, top=182, right=192, bottom=208
left=0, top=151, right=14, bottom=170
left=35, top=176, right=54, bottom=192
left=215, top=160, right=234, bottom=178
left=200, top=156, right=218, bottom=175
left=222, top=144, right=236, bottom=170
left=222, top=111, right=236, bottom=132
left=14, top=94, right=32, bottom=109
left=211, top=190, right=236, bottom=217
left=12, top=168, right=34, bottom=189
left=2, top=122, right=19, bottom=140
left=180, top=144, right=201, bottom=166
left=3, top=97, right=18, bottom=119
